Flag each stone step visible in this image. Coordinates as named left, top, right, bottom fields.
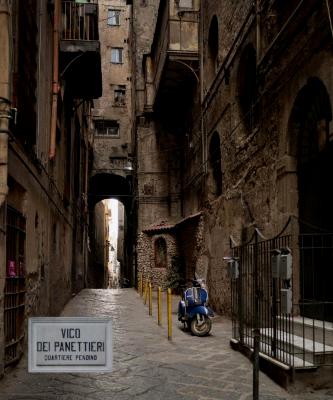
left=260, top=328, right=333, bottom=365
left=276, top=316, right=333, bottom=346
left=242, top=336, right=316, bottom=369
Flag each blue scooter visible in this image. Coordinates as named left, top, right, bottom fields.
left=178, top=279, right=214, bottom=336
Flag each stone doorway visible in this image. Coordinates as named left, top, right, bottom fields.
left=290, top=77, right=333, bottom=321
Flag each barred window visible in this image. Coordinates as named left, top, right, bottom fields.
left=95, top=120, right=120, bottom=137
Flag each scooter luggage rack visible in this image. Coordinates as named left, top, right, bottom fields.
left=185, top=287, right=207, bottom=306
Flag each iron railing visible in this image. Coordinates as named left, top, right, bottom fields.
left=61, top=1, right=99, bottom=41
left=231, top=218, right=333, bottom=369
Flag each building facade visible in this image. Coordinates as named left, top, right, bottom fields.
left=89, top=0, right=134, bottom=286
left=0, top=0, right=101, bottom=375
left=131, top=0, right=333, bottom=377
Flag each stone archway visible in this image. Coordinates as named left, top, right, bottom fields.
left=88, top=173, right=134, bottom=288
left=288, top=77, right=333, bottom=320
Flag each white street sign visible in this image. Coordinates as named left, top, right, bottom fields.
left=29, top=317, right=112, bottom=373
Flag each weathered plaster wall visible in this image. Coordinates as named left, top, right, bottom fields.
left=136, top=118, right=183, bottom=231
left=93, top=0, right=132, bottom=174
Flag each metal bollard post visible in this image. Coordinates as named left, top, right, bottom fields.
left=144, top=280, right=148, bottom=305
left=157, top=287, right=162, bottom=326
left=138, top=273, right=141, bottom=295
left=149, top=282, right=152, bottom=316
left=167, top=288, right=172, bottom=340
left=140, top=273, right=144, bottom=296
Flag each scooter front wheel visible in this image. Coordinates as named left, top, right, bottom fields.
left=190, top=315, right=212, bottom=337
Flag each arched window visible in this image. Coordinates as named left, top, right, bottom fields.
left=289, top=77, right=332, bottom=162
left=237, top=44, right=257, bottom=131
left=154, top=237, right=167, bottom=269
left=208, top=132, right=222, bottom=197
left=207, top=15, right=219, bottom=84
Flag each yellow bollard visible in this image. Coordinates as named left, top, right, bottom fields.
left=140, top=273, right=143, bottom=296
left=167, top=288, right=172, bottom=340
left=138, top=273, right=141, bottom=295
left=149, top=282, right=152, bottom=316
left=157, top=287, right=162, bottom=326
left=144, top=279, right=148, bottom=305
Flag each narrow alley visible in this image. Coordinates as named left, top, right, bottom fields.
left=0, top=289, right=332, bottom=400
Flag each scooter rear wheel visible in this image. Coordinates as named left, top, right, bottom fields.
left=190, top=315, right=212, bottom=336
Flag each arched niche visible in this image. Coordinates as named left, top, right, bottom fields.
left=154, top=237, right=167, bottom=269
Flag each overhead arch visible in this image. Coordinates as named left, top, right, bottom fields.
left=88, top=172, right=132, bottom=210
left=88, top=172, right=134, bottom=289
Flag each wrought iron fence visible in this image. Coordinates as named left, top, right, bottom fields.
left=4, top=206, right=26, bottom=366
left=230, top=219, right=333, bottom=369
left=61, top=1, right=99, bottom=41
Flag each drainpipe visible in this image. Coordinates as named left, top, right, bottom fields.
left=49, top=0, right=61, bottom=160
left=0, top=0, right=11, bottom=208
left=199, top=1, right=206, bottom=175
left=256, top=0, right=261, bottom=61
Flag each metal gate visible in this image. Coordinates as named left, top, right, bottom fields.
left=230, top=218, right=333, bottom=369
left=4, top=206, right=26, bottom=366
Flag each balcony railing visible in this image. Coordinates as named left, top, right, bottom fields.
left=61, top=1, right=98, bottom=41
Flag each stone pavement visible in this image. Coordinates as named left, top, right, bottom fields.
left=0, top=289, right=332, bottom=400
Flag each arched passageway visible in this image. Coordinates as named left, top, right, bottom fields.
left=88, top=173, right=134, bottom=289
left=289, top=77, right=333, bottom=320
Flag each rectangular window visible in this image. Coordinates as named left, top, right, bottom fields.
left=111, top=48, right=123, bottom=64
left=95, top=120, right=120, bottom=137
left=107, top=9, right=120, bottom=26
left=114, top=86, right=126, bottom=105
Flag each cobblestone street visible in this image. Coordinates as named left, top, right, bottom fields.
left=0, top=289, right=332, bottom=400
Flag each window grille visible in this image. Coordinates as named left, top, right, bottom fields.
left=4, top=206, right=26, bottom=366
left=107, top=9, right=120, bottom=26
left=111, top=48, right=123, bottom=64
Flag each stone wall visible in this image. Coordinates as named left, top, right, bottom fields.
left=137, top=231, right=179, bottom=289
left=132, top=1, right=333, bottom=316
left=197, top=0, right=333, bottom=314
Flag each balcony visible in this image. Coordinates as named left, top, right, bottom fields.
left=144, top=0, right=199, bottom=112
left=60, top=1, right=102, bottom=99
